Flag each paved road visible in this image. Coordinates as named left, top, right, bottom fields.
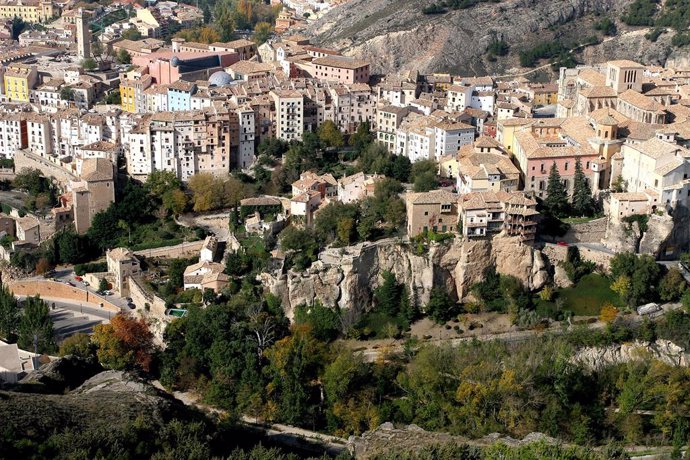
left=49, top=308, right=104, bottom=340
left=659, top=260, right=690, bottom=283
left=18, top=296, right=118, bottom=321
left=49, top=267, right=131, bottom=309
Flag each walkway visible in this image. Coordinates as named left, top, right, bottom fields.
left=151, top=381, right=348, bottom=456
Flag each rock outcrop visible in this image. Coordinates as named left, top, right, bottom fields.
left=19, top=355, right=102, bottom=393
left=266, top=236, right=548, bottom=318
left=1, top=370, right=209, bottom=444
left=348, top=423, right=560, bottom=459
left=307, top=0, right=674, bottom=75
left=572, top=340, right=688, bottom=372
left=602, top=217, right=640, bottom=253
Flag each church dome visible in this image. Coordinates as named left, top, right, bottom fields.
left=208, top=70, right=234, bottom=87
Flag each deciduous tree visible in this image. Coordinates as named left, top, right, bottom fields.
left=92, top=314, right=155, bottom=372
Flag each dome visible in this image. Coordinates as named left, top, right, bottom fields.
left=208, top=70, right=234, bottom=87
left=170, top=56, right=181, bottom=67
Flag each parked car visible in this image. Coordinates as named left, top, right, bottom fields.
left=128, top=302, right=135, bottom=310
left=102, top=290, right=112, bottom=296
left=556, top=241, right=569, bottom=247
left=83, top=281, right=90, bottom=286
left=67, top=282, right=75, bottom=287
left=75, top=276, right=83, bottom=282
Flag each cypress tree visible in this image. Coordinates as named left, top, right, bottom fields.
left=572, top=158, right=594, bottom=216
left=544, top=162, right=569, bottom=217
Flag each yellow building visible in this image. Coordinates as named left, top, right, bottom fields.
left=496, top=118, right=532, bottom=154
left=4, top=64, right=37, bottom=102
left=119, top=72, right=152, bottom=113
left=120, top=79, right=136, bottom=113
left=0, top=0, right=54, bottom=23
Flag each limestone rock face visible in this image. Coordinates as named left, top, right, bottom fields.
left=572, top=340, right=688, bottom=372
left=554, top=265, right=573, bottom=289
left=269, top=236, right=549, bottom=315
left=602, top=218, right=639, bottom=253
left=639, top=213, right=675, bottom=257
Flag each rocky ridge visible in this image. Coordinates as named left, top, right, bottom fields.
left=263, top=235, right=548, bottom=318
left=572, top=339, right=688, bottom=371
left=306, top=0, right=675, bottom=75
left=348, top=422, right=560, bottom=459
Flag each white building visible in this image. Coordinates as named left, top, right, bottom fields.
left=618, top=135, right=690, bottom=208
left=271, top=89, right=304, bottom=141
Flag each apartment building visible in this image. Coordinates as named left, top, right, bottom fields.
left=459, top=191, right=538, bottom=242
left=271, top=89, right=304, bottom=141
left=312, top=56, right=370, bottom=84
left=125, top=107, right=252, bottom=180
left=329, top=83, right=375, bottom=134
left=376, top=105, right=410, bottom=152
left=0, top=113, right=27, bottom=158
left=4, top=64, right=37, bottom=102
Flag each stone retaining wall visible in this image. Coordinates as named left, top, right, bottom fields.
left=562, top=217, right=607, bottom=244
left=542, top=244, right=613, bottom=271
left=14, top=149, right=77, bottom=185
left=128, top=276, right=166, bottom=317
left=6, top=280, right=120, bottom=312
left=133, top=240, right=204, bottom=259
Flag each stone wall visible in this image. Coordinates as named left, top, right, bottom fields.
left=128, top=276, right=170, bottom=346
left=561, top=217, right=607, bottom=244
left=133, top=240, right=204, bottom=259
left=14, top=149, right=77, bottom=186
left=6, top=280, right=120, bottom=312
left=541, top=244, right=613, bottom=271
left=128, top=276, right=166, bottom=317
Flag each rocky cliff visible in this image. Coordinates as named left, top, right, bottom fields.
left=306, top=0, right=674, bottom=76
left=263, top=235, right=548, bottom=318
left=572, top=340, right=688, bottom=371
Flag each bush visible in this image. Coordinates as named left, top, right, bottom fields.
left=422, top=3, right=446, bottom=14
left=645, top=27, right=665, bottom=41
left=74, top=262, right=107, bottom=276
left=594, top=17, right=617, bottom=36
left=621, top=0, right=659, bottom=26
left=487, top=39, right=509, bottom=56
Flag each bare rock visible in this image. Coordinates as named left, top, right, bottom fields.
left=572, top=340, right=688, bottom=372
left=554, top=265, right=573, bottom=289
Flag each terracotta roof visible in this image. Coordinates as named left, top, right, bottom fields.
left=406, top=189, right=458, bottom=205
left=618, top=89, right=665, bottom=113
left=313, top=55, right=369, bottom=70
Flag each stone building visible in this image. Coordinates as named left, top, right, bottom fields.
left=72, top=158, right=115, bottom=234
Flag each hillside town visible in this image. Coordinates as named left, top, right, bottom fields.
left=3, top=0, right=690, bottom=458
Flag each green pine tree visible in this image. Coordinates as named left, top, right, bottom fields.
left=544, top=162, right=569, bottom=217
left=18, top=295, right=55, bottom=354
left=572, top=158, right=594, bottom=216
left=374, top=271, right=402, bottom=317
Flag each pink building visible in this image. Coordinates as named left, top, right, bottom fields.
left=133, top=51, right=239, bottom=85
left=312, top=56, right=370, bottom=84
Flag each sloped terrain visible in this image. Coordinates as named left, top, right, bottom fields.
left=307, top=0, right=675, bottom=76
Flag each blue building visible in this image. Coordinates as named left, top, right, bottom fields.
left=167, top=80, right=197, bottom=112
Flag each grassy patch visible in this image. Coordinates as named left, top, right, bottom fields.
left=358, top=311, right=408, bottom=339
left=537, top=274, right=622, bottom=317
left=119, top=218, right=198, bottom=250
